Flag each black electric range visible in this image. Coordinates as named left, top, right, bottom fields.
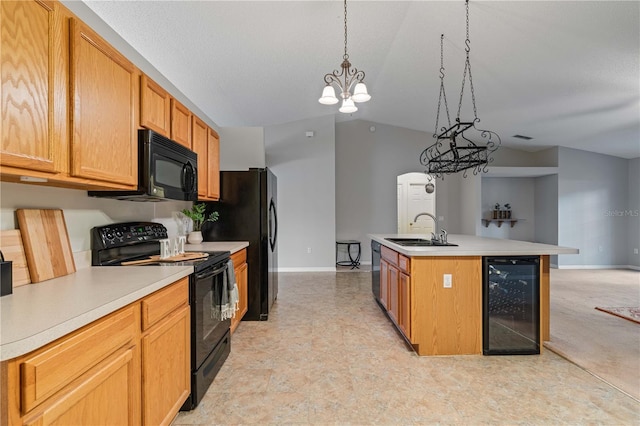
left=90, top=221, right=229, bottom=271
left=91, top=221, right=232, bottom=410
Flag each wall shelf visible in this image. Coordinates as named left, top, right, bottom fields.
left=482, top=218, right=518, bottom=228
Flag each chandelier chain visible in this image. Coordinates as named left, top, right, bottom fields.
left=343, top=0, right=349, bottom=60
left=456, top=0, right=478, bottom=120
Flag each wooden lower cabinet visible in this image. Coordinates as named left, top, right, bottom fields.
left=379, top=245, right=482, bottom=356
left=2, top=278, right=190, bottom=426
left=230, top=249, right=249, bottom=334
left=141, top=305, right=190, bottom=426
left=399, top=271, right=412, bottom=339
left=380, top=259, right=389, bottom=309
left=22, top=346, right=140, bottom=426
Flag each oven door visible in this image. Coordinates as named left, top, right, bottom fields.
left=193, top=261, right=231, bottom=369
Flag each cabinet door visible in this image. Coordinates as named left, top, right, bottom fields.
left=399, top=272, right=411, bottom=340
left=380, top=259, right=389, bottom=309
left=22, top=346, right=140, bottom=426
left=1, top=0, right=65, bottom=174
left=141, top=305, right=190, bottom=426
left=170, top=98, right=191, bottom=149
left=191, top=115, right=208, bottom=199
left=231, top=261, right=248, bottom=333
left=140, top=74, right=170, bottom=136
left=206, top=127, right=220, bottom=200
left=69, top=18, right=137, bottom=186
left=389, top=264, right=399, bottom=323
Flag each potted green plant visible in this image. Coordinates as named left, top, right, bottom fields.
left=504, top=203, right=512, bottom=219
left=493, top=203, right=500, bottom=219
left=181, top=203, right=219, bottom=244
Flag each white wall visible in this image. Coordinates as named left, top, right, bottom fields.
left=557, top=147, right=629, bottom=267
left=0, top=182, right=189, bottom=266
left=335, top=120, right=465, bottom=263
left=481, top=177, right=536, bottom=241
left=264, top=115, right=336, bottom=270
left=219, top=127, right=265, bottom=170
left=628, top=158, right=640, bottom=268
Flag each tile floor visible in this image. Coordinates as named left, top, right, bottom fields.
left=174, top=271, right=640, bottom=425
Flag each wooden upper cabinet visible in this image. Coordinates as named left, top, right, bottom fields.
left=170, top=98, right=191, bottom=149
left=191, top=115, right=208, bottom=199
left=207, top=127, right=220, bottom=200
left=1, top=0, right=65, bottom=174
left=140, top=74, right=170, bottom=137
left=69, top=18, right=137, bottom=186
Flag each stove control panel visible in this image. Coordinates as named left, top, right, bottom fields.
left=91, top=222, right=168, bottom=249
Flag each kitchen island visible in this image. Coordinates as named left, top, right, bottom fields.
left=369, top=234, right=578, bottom=356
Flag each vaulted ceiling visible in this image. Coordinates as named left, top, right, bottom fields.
left=80, top=1, right=639, bottom=159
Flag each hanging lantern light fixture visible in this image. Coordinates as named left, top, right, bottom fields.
left=420, top=0, right=501, bottom=178
left=318, top=0, right=371, bottom=113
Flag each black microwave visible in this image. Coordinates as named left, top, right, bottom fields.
left=89, top=129, right=198, bottom=202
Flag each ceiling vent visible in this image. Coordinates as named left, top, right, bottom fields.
left=513, top=134, right=533, bottom=140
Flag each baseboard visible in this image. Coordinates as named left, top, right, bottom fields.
left=278, top=267, right=337, bottom=272
left=557, top=264, right=638, bottom=270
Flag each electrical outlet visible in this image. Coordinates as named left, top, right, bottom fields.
left=634, top=248, right=639, bottom=255
left=307, top=247, right=312, bottom=254
left=443, top=274, right=452, bottom=288
left=438, top=216, right=444, bottom=221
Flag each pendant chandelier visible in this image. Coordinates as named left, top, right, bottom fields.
left=420, top=0, right=501, bottom=178
left=318, top=0, right=371, bottom=113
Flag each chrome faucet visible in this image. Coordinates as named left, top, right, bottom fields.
left=413, top=212, right=438, bottom=239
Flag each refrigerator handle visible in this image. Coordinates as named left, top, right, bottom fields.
left=269, top=198, right=278, bottom=251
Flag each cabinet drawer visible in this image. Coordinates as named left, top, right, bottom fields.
left=20, top=305, right=138, bottom=414
left=141, top=277, right=189, bottom=331
left=398, top=254, right=410, bottom=274
left=381, top=246, right=398, bottom=265
left=230, top=249, right=246, bottom=267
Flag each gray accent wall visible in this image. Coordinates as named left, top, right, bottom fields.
left=264, top=115, right=336, bottom=270
left=335, top=120, right=464, bottom=263
left=628, top=158, right=640, bottom=268
left=557, top=147, right=630, bottom=267
left=535, top=174, right=559, bottom=266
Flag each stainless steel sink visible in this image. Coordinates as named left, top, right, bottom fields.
left=384, top=238, right=458, bottom=247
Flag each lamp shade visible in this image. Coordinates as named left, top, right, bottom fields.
left=351, top=82, right=371, bottom=103
left=318, top=85, right=339, bottom=105
left=339, top=98, right=358, bottom=113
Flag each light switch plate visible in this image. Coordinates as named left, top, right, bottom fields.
left=443, top=274, right=452, bottom=288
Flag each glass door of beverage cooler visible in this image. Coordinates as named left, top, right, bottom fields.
left=483, top=256, right=540, bottom=355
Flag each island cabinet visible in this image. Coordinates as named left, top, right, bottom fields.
left=230, top=248, right=249, bottom=334
left=1, top=1, right=139, bottom=190
left=380, top=245, right=483, bottom=356
left=380, top=246, right=413, bottom=342
left=2, top=277, right=190, bottom=426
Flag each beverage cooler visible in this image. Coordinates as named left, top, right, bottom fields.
left=482, top=256, right=540, bottom=355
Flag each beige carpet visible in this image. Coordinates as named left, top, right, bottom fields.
left=545, top=268, right=640, bottom=401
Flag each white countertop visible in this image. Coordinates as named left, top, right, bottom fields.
left=185, top=241, right=249, bottom=254
left=0, top=241, right=249, bottom=361
left=369, top=234, right=579, bottom=257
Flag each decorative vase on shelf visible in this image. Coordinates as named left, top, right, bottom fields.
left=188, top=230, right=203, bottom=245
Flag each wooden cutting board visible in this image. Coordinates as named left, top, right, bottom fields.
left=0, top=229, right=32, bottom=287
left=16, top=209, right=76, bottom=283
left=121, top=252, right=209, bottom=266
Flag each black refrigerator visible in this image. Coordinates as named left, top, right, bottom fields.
left=202, top=168, right=278, bottom=320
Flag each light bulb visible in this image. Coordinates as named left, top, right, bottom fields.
left=318, top=85, right=339, bottom=105
left=339, top=98, right=358, bottom=113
